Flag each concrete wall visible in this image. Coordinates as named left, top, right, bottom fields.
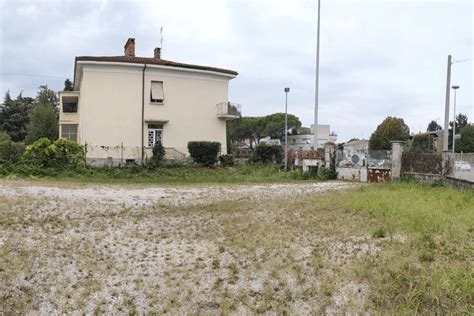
left=59, top=62, right=234, bottom=162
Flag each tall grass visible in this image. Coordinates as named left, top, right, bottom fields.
left=343, top=183, right=474, bottom=313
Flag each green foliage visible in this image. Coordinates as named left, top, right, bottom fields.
left=64, top=79, right=74, bottom=91
left=188, top=141, right=221, bottom=166
left=372, top=227, right=387, bottom=238
left=25, top=104, right=58, bottom=144
left=23, top=138, right=85, bottom=168
left=151, top=141, right=166, bottom=165
left=252, top=143, right=282, bottom=164
left=35, top=85, right=58, bottom=107
left=0, top=91, right=33, bottom=142
left=369, top=116, right=410, bottom=150
left=260, top=113, right=301, bottom=140
left=411, top=134, right=434, bottom=151
left=0, top=132, right=23, bottom=163
left=426, top=120, right=442, bottom=132
left=456, top=124, right=474, bottom=153
left=227, top=113, right=302, bottom=149
left=219, top=154, right=235, bottom=167
left=318, top=166, right=337, bottom=180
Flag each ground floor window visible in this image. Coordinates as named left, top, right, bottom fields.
left=61, top=124, right=78, bottom=142
left=148, top=124, right=163, bottom=147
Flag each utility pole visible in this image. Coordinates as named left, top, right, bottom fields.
left=452, top=85, right=460, bottom=153
left=313, top=0, right=321, bottom=150
left=284, top=87, right=290, bottom=171
left=443, top=55, right=452, bottom=152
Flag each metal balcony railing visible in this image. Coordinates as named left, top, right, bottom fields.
left=216, top=102, right=241, bottom=120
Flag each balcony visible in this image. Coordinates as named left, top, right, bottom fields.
left=217, top=102, right=241, bottom=120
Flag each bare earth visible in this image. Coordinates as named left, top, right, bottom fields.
left=0, top=180, right=396, bottom=314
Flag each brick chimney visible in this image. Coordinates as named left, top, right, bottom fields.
left=154, top=47, right=161, bottom=59
left=124, top=38, right=135, bottom=57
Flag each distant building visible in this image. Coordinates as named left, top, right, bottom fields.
left=286, top=124, right=337, bottom=150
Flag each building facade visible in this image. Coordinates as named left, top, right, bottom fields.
left=59, top=38, right=240, bottom=166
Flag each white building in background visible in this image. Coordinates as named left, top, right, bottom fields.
left=59, top=37, right=240, bottom=166
left=287, top=124, right=337, bottom=150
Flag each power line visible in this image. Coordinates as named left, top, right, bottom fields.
left=0, top=72, right=67, bottom=79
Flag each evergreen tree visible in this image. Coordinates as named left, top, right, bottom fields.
left=369, top=117, right=410, bottom=150
left=426, top=120, right=442, bottom=132
left=0, top=91, right=32, bottom=142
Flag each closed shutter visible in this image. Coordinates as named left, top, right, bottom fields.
left=151, top=81, right=164, bottom=102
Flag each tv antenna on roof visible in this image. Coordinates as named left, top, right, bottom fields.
left=160, top=27, right=164, bottom=52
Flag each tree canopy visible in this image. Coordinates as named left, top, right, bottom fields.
left=456, top=124, right=474, bottom=153
left=25, top=104, right=58, bottom=144
left=64, top=79, right=74, bottom=91
left=426, top=120, right=442, bottom=132
left=369, top=116, right=410, bottom=150
left=227, top=113, right=302, bottom=148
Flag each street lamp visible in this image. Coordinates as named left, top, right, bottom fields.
left=451, top=85, right=460, bottom=153
left=284, top=87, right=290, bottom=171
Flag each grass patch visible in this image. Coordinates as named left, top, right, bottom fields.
left=0, top=163, right=317, bottom=184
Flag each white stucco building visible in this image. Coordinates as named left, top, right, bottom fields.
left=59, top=38, right=240, bottom=165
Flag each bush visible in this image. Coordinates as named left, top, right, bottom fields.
left=252, top=144, right=283, bottom=164
left=187, top=141, right=221, bottom=166
left=219, top=154, right=234, bottom=167
left=151, top=141, right=166, bottom=166
left=0, top=132, right=23, bottom=163
left=319, top=166, right=337, bottom=180
left=23, top=137, right=86, bottom=169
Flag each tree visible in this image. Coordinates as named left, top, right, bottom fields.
left=227, top=117, right=264, bottom=149
left=260, top=113, right=301, bottom=140
left=411, top=134, right=434, bottom=151
left=0, top=91, right=33, bottom=142
left=448, top=113, right=469, bottom=150
left=456, top=124, right=474, bottom=153
left=369, top=116, right=410, bottom=150
left=36, top=85, right=58, bottom=108
left=427, top=120, right=442, bottom=132
left=64, top=79, right=74, bottom=91
left=25, top=104, right=58, bottom=144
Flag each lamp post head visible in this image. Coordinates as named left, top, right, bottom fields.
left=284, top=87, right=290, bottom=93
left=452, top=85, right=460, bottom=90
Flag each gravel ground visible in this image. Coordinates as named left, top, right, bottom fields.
left=0, top=180, right=390, bottom=314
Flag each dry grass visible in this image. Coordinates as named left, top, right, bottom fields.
left=0, top=181, right=472, bottom=314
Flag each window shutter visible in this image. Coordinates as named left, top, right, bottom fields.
left=151, top=81, right=164, bottom=101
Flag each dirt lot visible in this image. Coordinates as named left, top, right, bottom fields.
left=2, top=180, right=470, bottom=314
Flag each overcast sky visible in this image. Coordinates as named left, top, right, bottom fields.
left=0, top=0, right=472, bottom=142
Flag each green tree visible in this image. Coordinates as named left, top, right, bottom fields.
left=0, top=91, right=33, bottom=142
left=369, top=116, right=410, bottom=150
left=227, top=117, right=264, bottom=149
left=36, top=85, right=58, bottom=108
left=456, top=124, right=474, bottom=153
left=64, top=79, right=74, bottom=91
left=260, top=113, right=301, bottom=140
left=411, top=134, right=434, bottom=151
left=25, top=104, right=58, bottom=144
left=427, top=120, right=442, bottom=132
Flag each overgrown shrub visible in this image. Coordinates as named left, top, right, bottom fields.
left=252, top=144, right=283, bottom=164
left=187, top=141, right=221, bottom=166
left=23, top=137, right=85, bottom=168
left=0, top=132, right=23, bottom=163
left=219, top=154, right=234, bottom=167
left=319, top=166, right=337, bottom=180
left=151, top=141, right=166, bottom=166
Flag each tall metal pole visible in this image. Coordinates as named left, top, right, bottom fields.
left=285, top=92, right=288, bottom=171
left=452, top=87, right=458, bottom=153
left=313, top=0, right=321, bottom=150
left=443, top=55, right=452, bottom=152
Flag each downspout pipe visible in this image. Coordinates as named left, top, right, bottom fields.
left=141, top=64, right=147, bottom=162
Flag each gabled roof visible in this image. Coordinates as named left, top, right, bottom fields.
left=75, top=56, right=238, bottom=76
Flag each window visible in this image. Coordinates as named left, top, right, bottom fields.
left=147, top=124, right=163, bottom=147
left=62, top=96, right=78, bottom=113
left=150, top=81, right=164, bottom=103
left=61, top=124, right=78, bottom=142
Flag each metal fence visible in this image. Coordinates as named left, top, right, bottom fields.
left=367, top=150, right=392, bottom=169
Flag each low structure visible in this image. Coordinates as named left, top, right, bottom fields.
left=59, top=38, right=240, bottom=166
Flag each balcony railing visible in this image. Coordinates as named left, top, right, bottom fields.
left=217, top=102, right=241, bottom=120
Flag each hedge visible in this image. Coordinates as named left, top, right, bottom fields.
left=188, top=141, right=221, bottom=166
